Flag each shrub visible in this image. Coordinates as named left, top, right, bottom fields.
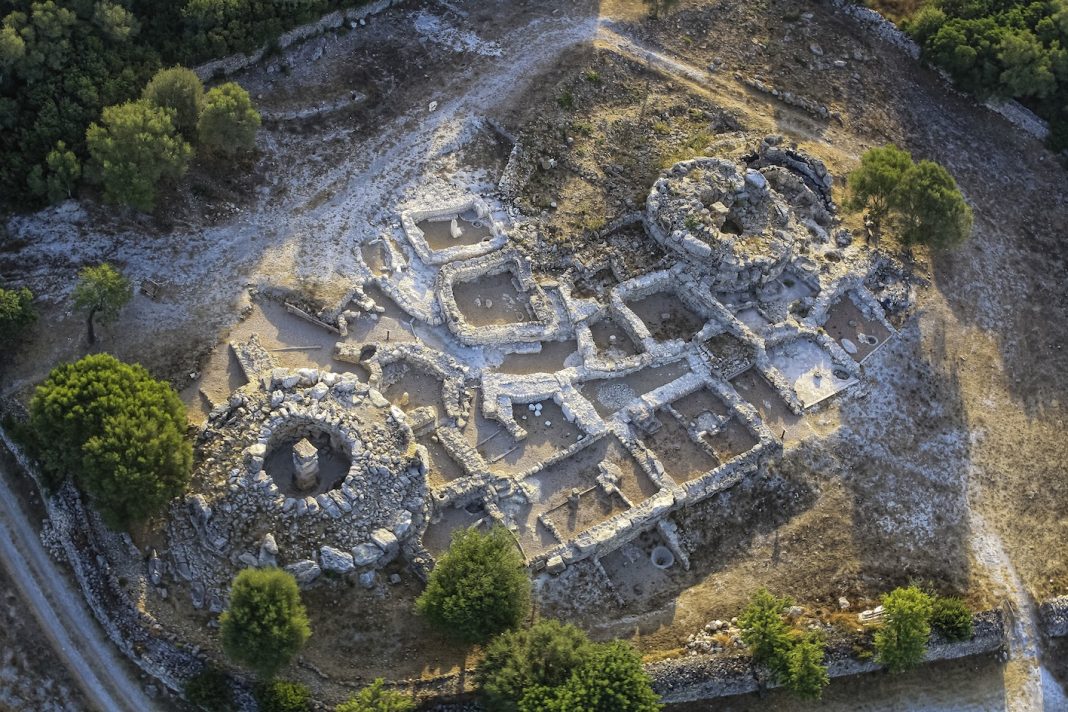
left=256, top=680, right=311, bottom=712
left=198, top=82, right=261, bottom=156
left=336, top=678, right=414, bottom=712
left=143, top=66, right=205, bottom=138
left=185, top=665, right=233, bottom=711
left=415, top=527, right=530, bottom=645
left=874, top=586, right=933, bottom=673
left=221, top=568, right=311, bottom=679
left=86, top=99, right=192, bottom=211
left=930, top=597, right=973, bottom=641
left=28, top=353, right=192, bottom=528
left=0, top=285, right=36, bottom=340
left=477, top=619, right=594, bottom=712
left=477, top=620, right=660, bottom=712
left=71, top=263, right=131, bottom=344
left=782, top=634, right=829, bottom=700
left=533, top=640, right=661, bottom=712
left=738, top=588, right=793, bottom=672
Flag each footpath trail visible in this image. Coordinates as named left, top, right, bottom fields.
left=0, top=454, right=157, bottom=712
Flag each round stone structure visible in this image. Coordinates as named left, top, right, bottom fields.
left=645, top=157, right=805, bottom=292
left=165, top=368, right=431, bottom=598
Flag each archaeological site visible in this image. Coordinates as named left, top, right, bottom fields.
left=1, top=0, right=1067, bottom=710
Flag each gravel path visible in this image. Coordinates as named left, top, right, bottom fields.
left=0, top=453, right=156, bottom=712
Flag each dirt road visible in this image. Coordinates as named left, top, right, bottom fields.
left=0, top=448, right=157, bottom=712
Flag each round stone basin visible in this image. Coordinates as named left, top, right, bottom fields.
left=650, top=545, right=675, bottom=569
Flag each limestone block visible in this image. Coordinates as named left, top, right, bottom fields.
left=320, top=545, right=355, bottom=574
left=370, top=528, right=399, bottom=555
left=352, top=542, right=383, bottom=566
left=393, top=509, right=413, bottom=539
left=285, top=559, right=321, bottom=586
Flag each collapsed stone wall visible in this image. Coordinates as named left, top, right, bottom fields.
left=0, top=427, right=209, bottom=695
left=649, top=609, right=1006, bottom=703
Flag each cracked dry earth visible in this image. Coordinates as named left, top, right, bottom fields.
left=2, top=0, right=1068, bottom=710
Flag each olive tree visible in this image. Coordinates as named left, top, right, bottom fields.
left=86, top=99, right=192, bottom=211
left=28, top=353, right=192, bottom=528
left=71, top=263, right=131, bottom=345
left=220, top=568, right=311, bottom=679
left=848, top=145, right=972, bottom=249
left=415, top=526, right=530, bottom=645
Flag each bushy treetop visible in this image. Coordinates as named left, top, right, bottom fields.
left=335, top=679, right=415, bottom=712
left=220, top=568, right=311, bottom=679
left=477, top=619, right=660, bottom=712
left=86, top=99, right=192, bottom=211
left=0, top=285, right=36, bottom=339
left=738, top=587, right=793, bottom=670
left=415, top=527, right=531, bottom=645
left=143, top=66, right=205, bottom=138
left=874, top=585, right=933, bottom=673
left=848, top=145, right=972, bottom=249
left=198, top=81, right=261, bottom=156
left=28, top=353, right=192, bottom=528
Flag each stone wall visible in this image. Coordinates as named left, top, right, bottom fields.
left=193, top=0, right=400, bottom=81
left=649, top=609, right=1006, bottom=704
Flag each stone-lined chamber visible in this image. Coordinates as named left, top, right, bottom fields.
left=165, top=337, right=432, bottom=603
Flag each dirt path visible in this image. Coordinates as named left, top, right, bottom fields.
left=0, top=448, right=156, bottom=712
left=969, top=508, right=1068, bottom=711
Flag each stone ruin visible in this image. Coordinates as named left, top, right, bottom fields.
left=292, top=438, right=320, bottom=491
left=159, top=136, right=904, bottom=610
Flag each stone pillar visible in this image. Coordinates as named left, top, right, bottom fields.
left=292, top=438, right=320, bottom=491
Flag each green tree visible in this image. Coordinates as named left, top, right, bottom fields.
left=415, top=527, right=531, bottom=645
left=256, top=680, right=310, bottom=712
left=37, top=140, right=81, bottom=203
left=92, top=1, right=140, bottom=42
left=930, top=596, right=973, bottom=641
left=143, top=66, right=205, bottom=138
left=477, top=619, right=595, bottom=712
left=531, top=640, right=661, bottom=712
left=782, top=634, right=829, bottom=700
left=220, top=568, right=311, bottom=679
left=998, top=29, right=1057, bottom=98
left=738, top=588, right=793, bottom=672
left=27, top=353, right=192, bottom=528
left=86, top=99, right=191, bottom=211
left=0, top=285, right=36, bottom=340
left=0, top=23, right=26, bottom=69
left=185, top=665, right=234, bottom=711
left=336, top=679, right=414, bottom=712
left=874, top=586, right=933, bottom=673
left=71, top=263, right=131, bottom=345
left=198, top=82, right=260, bottom=155
left=847, top=144, right=914, bottom=227
left=891, top=160, right=973, bottom=249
